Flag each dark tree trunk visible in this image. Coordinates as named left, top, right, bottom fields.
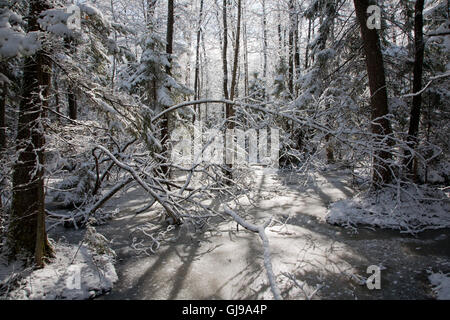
left=64, top=38, right=77, bottom=120
left=261, top=0, right=268, bottom=99
left=146, top=0, right=158, bottom=104
left=277, top=4, right=283, bottom=54
left=222, top=0, right=229, bottom=103
left=0, top=72, right=6, bottom=222
left=193, top=0, right=204, bottom=122
left=227, top=0, right=241, bottom=126
left=229, top=0, right=241, bottom=105
left=8, top=0, right=53, bottom=266
left=288, top=0, right=295, bottom=95
left=305, top=18, right=311, bottom=69
left=68, top=90, right=77, bottom=120
left=294, top=15, right=300, bottom=95
left=224, top=0, right=241, bottom=180
left=165, top=0, right=174, bottom=78
left=160, top=0, right=174, bottom=177
left=354, top=0, right=393, bottom=186
left=194, top=0, right=204, bottom=101
left=405, top=0, right=425, bottom=176
left=0, top=81, right=6, bottom=152
left=53, top=68, right=60, bottom=114
left=110, top=0, right=117, bottom=90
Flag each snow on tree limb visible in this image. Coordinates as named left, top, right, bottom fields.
left=401, top=72, right=450, bottom=98
left=224, top=206, right=282, bottom=300
left=93, top=145, right=180, bottom=224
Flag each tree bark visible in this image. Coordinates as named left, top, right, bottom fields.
left=354, top=0, right=393, bottom=186
left=405, top=0, right=425, bottom=176
left=288, top=0, right=295, bottom=95
left=201, top=29, right=209, bottom=113
left=52, top=67, right=60, bottom=120
left=8, top=0, right=53, bottom=266
left=161, top=0, right=175, bottom=177
left=68, top=90, right=77, bottom=120
left=305, top=18, right=311, bottom=69
left=193, top=0, right=204, bottom=122
left=0, top=80, right=6, bottom=152
left=261, top=0, right=268, bottom=99
left=194, top=0, right=204, bottom=101
left=224, top=0, right=241, bottom=180
left=277, top=2, right=283, bottom=55
left=110, top=0, right=117, bottom=90
left=294, top=12, right=300, bottom=95
left=165, top=0, right=174, bottom=78
left=222, top=0, right=230, bottom=103
left=229, top=0, right=241, bottom=105
left=243, top=0, right=249, bottom=99
left=64, top=38, right=77, bottom=120
left=0, top=70, right=6, bottom=223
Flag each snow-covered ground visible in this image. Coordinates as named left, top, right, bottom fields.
left=428, top=272, right=450, bottom=300
left=0, top=227, right=117, bottom=300
left=90, top=168, right=450, bottom=300
left=2, top=168, right=449, bottom=300
left=326, top=185, right=450, bottom=234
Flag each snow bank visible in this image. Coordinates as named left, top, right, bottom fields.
left=0, top=228, right=117, bottom=300
left=429, top=272, right=450, bottom=300
left=325, top=185, right=450, bottom=234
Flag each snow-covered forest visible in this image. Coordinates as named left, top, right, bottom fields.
left=0, top=0, right=449, bottom=301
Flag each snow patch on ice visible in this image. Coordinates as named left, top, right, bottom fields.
left=326, top=185, right=450, bottom=234
left=428, top=272, right=450, bottom=300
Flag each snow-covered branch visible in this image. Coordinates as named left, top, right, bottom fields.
left=224, top=206, right=282, bottom=300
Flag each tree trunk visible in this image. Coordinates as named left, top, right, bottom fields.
left=261, top=0, right=268, bottom=100
left=305, top=18, right=311, bottom=69
left=222, top=0, right=230, bottom=104
left=166, top=0, right=174, bottom=79
left=64, top=38, right=77, bottom=120
left=8, top=0, right=53, bottom=266
left=405, top=0, right=425, bottom=176
left=201, top=29, right=209, bottom=114
left=294, top=12, right=300, bottom=95
left=243, top=0, right=249, bottom=99
left=0, top=80, right=6, bottom=152
left=288, top=0, right=295, bottom=95
left=68, top=90, right=77, bottom=120
left=224, top=0, right=241, bottom=180
left=193, top=0, right=204, bottom=121
left=146, top=0, right=158, bottom=104
left=52, top=68, right=60, bottom=119
left=277, top=3, right=283, bottom=55
left=229, top=0, right=241, bottom=105
left=161, top=0, right=174, bottom=177
left=0, top=71, right=6, bottom=223
left=110, top=0, right=117, bottom=90
left=354, top=0, right=393, bottom=186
